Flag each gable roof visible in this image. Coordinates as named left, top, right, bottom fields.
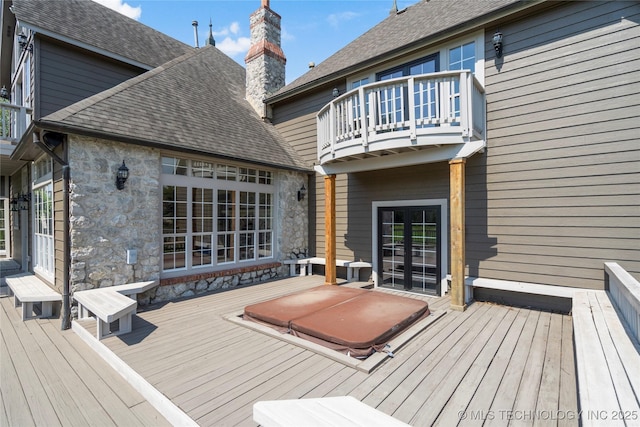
left=270, top=0, right=525, bottom=101
left=11, top=0, right=193, bottom=69
left=35, top=46, right=311, bottom=172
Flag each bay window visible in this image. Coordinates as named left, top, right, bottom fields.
left=162, top=157, right=274, bottom=274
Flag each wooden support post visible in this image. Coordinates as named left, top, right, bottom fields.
left=449, top=158, right=467, bottom=311
left=324, top=174, right=337, bottom=285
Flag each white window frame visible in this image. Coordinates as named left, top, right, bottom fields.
left=160, top=156, right=276, bottom=278
left=32, top=157, right=54, bottom=281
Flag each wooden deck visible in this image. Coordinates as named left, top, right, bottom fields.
left=0, top=294, right=170, bottom=426
left=73, top=275, right=578, bottom=427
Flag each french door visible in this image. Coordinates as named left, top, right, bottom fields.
left=378, top=206, right=441, bottom=295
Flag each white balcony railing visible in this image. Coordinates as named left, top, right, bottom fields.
left=317, top=70, right=485, bottom=165
left=1, top=102, right=32, bottom=144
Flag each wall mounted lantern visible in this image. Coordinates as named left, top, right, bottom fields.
left=116, top=161, right=129, bottom=190
left=10, top=192, right=30, bottom=211
left=492, top=31, right=504, bottom=58
left=332, top=88, right=340, bottom=98
left=297, top=184, right=307, bottom=201
left=18, top=32, right=32, bottom=53
left=0, top=86, right=9, bottom=100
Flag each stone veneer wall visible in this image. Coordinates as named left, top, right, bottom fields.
left=68, top=135, right=308, bottom=308
left=68, top=136, right=162, bottom=295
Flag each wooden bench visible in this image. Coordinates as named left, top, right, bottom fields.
left=283, top=257, right=372, bottom=282
left=74, top=289, right=137, bottom=340
left=5, top=273, right=62, bottom=321
left=109, top=280, right=158, bottom=300
left=572, top=290, right=640, bottom=426
left=253, top=396, right=410, bottom=426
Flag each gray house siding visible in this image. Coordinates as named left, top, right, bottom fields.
left=37, top=38, right=142, bottom=119
left=271, top=0, right=639, bottom=289
left=466, top=0, right=640, bottom=289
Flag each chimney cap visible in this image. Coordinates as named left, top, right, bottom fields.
left=308, top=62, right=315, bottom=69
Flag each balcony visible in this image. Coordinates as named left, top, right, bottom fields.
left=1, top=102, right=32, bottom=144
left=317, top=71, right=485, bottom=166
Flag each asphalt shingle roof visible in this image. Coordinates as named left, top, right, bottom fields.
left=38, top=46, right=311, bottom=172
left=11, top=0, right=193, bottom=68
left=272, top=0, right=521, bottom=99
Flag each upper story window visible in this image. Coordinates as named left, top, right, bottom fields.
left=377, top=54, right=439, bottom=81
left=351, top=77, right=370, bottom=90
left=161, top=156, right=275, bottom=276
left=449, top=42, right=475, bottom=73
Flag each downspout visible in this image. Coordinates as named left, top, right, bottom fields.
left=33, top=133, right=71, bottom=330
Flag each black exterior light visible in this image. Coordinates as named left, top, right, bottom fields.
left=116, top=161, right=129, bottom=190
left=297, top=184, right=307, bottom=201
left=18, top=32, right=33, bottom=53
left=0, top=86, right=9, bottom=100
left=332, top=88, right=340, bottom=98
left=492, top=31, right=504, bottom=58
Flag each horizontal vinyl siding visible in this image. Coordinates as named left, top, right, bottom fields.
left=37, top=38, right=142, bottom=118
left=272, top=84, right=344, bottom=258
left=468, top=0, right=640, bottom=290
left=315, top=163, right=450, bottom=263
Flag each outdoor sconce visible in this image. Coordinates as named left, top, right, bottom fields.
left=17, top=32, right=32, bottom=52
left=332, top=88, right=340, bottom=98
left=297, top=184, right=307, bottom=201
left=10, top=197, right=19, bottom=212
left=0, top=86, right=9, bottom=100
left=18, top=192, right=31, bottom=210
left=116, top=160, right=129, bottom=190
left=492, top=31, right=503, bottom=58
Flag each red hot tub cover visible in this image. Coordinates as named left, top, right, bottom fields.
left=243, top=286, right=430, bottom=358
left=243, top=286, right=367, bottom=328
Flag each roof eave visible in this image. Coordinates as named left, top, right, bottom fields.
left=32, top=119, right=313, bottom=174
left=18, top=20, right=155, bottom=71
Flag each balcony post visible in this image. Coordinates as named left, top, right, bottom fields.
left=407, top=77, right=417, bottom=140
left=449, top=158, right=467, bottom=311
left=329, top=102, right=336, bottom=155
left=358, top=86, right=368, bottom=146
left=324, top=174, right=337, bottom=285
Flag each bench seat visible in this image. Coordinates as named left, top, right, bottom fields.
left=109, top=280, right=158, bottom=299
left=74, top=289, right=137, bottom=340
left=572, top=290, right=640, bottom=426
left=283, top=258, right=372, bottom=282
left=6, top=273, right=62, bottom=320
left=253, top=396, right=409, bottom=427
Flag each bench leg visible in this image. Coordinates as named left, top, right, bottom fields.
left=289, top=264, right=297, bottom=277
left=97, top=319, right=107, bottom=340
left=78, top=304, right=90, bottom=319
left=41, top=302, right=53, bottom=318
left=119, top=313, right=133, bottom=335
left=22, top=302, right=33, bottom=321
left=347, top=267, right=353, bottom=282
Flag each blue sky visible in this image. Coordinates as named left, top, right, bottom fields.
left=92, top=0, right=416, bottom=83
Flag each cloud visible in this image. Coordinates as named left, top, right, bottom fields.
left=91, top=0, right=141, bottom=20
left=216, top=36, right=251, bottom=58
left=229, top=22, right=240, bottom=35
left=327, top=11, right=360, bottom=28
left=281, top=26, right=295, bottom=42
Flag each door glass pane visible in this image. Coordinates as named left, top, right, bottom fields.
left=381, top=209, right=405, bottom=288
left=409, top=208, right=438, bottom=293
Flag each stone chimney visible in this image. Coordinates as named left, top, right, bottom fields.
left=245, top=0, right=286, bottom=119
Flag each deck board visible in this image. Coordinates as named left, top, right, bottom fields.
left=0, top=295, right=169, bottom=426
left=4, top=275, right=578, bottom=426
